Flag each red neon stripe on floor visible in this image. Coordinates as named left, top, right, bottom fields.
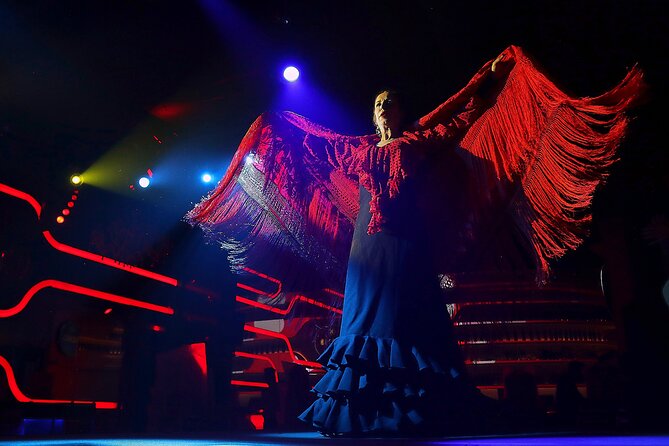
left=243, top=324, right=322, bottom=368
left=231, top=379, right=269, bottom=389
left=0, top=279, right=174, bottom=317
left=0, top=355, right=117, bottom=409
left=42, top=231, right=178, bottom=286
left=234, top=351, right=278, bottom=382
left=236, top=294, right=342, bottom=316
left=0, top=183, right=42, bottom=218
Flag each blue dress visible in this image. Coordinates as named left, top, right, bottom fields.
left=299, top=177, right=474, bottom=435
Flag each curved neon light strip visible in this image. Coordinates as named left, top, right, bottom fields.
left=236, top=294, right=342, bottom=315
left=240, top=266, right=281, bottom=298
left=42, top=231, right=178, bottom=286
left=0, top=279, right=174, bottom=318
left=234, top=351, right=278, bottom=382
left=0, top=355, right=117, bottom=409
left=0, top=183, right=178, bottom=286
left=0, top=183, right=42, bottom=218
left=243, top=324, right=322, bottom=369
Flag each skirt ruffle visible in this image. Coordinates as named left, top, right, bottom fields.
left=298, top=334, right=479, bottom=436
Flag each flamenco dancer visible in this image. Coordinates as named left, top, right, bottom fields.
left=187, top=46, right=643, bottom=436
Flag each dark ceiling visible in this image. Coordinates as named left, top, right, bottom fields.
left=0, top=0, right=666, bottom=274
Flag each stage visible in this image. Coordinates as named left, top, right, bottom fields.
left=1, top=432, right=668, bottom=446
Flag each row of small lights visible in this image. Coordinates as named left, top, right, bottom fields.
left=55, top=175, right=82, bottom=224
left=57, top=171, right=216, bottom=225
left=52, top=65, right=303, bottom=226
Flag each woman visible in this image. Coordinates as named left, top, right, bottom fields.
left=186, top=46, right=642, bottom=436
left=296, top=87, right=492, bottom=435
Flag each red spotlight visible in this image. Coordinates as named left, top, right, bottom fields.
left=151, top=102, right=192, bottom=120
left=56, top=216, right=65, bottom=224
left=103, top=308, right=113, bottom=315
left=67, top=202, right=74, bottom=208
left=62, top=209, right=70, bottom=216
left=147, top=168, right=153, bottom=178
left=71, top=195, right=77, bottom=200
left=152, top=325, right=165, bottom=332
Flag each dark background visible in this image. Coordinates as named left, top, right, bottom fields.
left=1, top=0, right=665, bottom=209
left=0, top=0, right=667, bottom=429
left=2, top=0, right=666, bottom=299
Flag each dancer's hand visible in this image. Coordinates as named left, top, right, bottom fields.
left=491, top=53, right=507, bottom=73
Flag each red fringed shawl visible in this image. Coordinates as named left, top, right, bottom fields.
left=186, top=45, right=643, bottom=289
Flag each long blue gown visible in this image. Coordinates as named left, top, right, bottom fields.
left=299, top=175, right=474, bottom=435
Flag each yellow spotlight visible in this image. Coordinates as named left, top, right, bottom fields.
left=70, top=175, right=83, bottom=185
left=56, top=216, right=65, bottom=224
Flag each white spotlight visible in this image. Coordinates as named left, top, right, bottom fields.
left=138, top=177, right=150, bottom=188
left=283, top=66, right=300, bottom=82
left=202, top=173, right=213, bottom=183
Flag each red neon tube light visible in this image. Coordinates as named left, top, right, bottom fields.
left=234, top=351, right=278, bottom=382
left=231, top=380, right=269, bottom=389
left=42, top=231, right=178, bottom=286
left=239, top=266, right=282, bottom=298
left=0, top=183, right=178, bottom=287
left=323, top=288, right=344, bottom=298
left=0, top=355, right=117, bottom=409
left=236, top=294, right=342, bottom=315
left=243, top=324, right=322, bottom=368
left=0, top=182, right=42, bottom=218
left=0, top=279, right=174, bottom=318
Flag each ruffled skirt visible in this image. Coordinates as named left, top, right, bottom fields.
left=298, top=333, right=485, bottom=436
left=299, top=184, right=491, bottom=435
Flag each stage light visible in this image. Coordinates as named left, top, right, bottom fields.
left=62, top=209, right=70, bottom=216
left=283, top=66, right=299, bottom=82
left=201, top=173, right=213, bottom=183
left=138, top=177, right=150, bottom=188
left=70, top=175, right=83, bottom=185
left=56, top=216, right=65, bottom=224
left=245, top=154, right=255, bottom=165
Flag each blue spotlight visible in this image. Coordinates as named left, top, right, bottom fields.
left=201, top=173, right=213, bottom=183
left=138, top=177, right=150, bottom=188
left=283, top=66, right=300, bottom=82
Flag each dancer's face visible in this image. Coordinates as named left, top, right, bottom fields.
left=373, top=91, right=403, bottom=135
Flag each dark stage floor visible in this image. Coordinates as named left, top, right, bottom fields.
left=1, top=432, right=668, bottom=446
